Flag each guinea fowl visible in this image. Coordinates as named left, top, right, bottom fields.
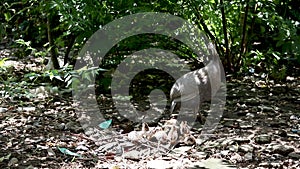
left=170, top=43, right=222, bottom=123
left=179, top=121, right=190, bottom=135
left=167, top=125, right=178, bottom=145
left=127, top=122, right=149, bottom=142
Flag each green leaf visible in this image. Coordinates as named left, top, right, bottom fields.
left=0, top=58, right=8, bottom=67
left=4, top=13, right=11, bottom=22
left=272, top=52, right=280, bottom=60
left=0, top=153, right=11, bottom=163
left=57, top=147, right=81, bottom=157
left=99, top=119, right=112, bottom=129
left=49, top=71, right=54, bottom=80
left=54, top=75, right=64, bottom=81
left=98, top=67, right=108, bottom=71
left=24, top=72, right=40, bottom=80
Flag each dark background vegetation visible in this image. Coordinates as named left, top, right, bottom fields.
left=0, top=0, right=299, bottom=82
left=0, top=0, right=299, bottom=168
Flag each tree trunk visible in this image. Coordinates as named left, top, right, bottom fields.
left=64, top=34, right=76, bottom=65
left=236, top=0, right=250, bottom=70
left=47, top=14, right=60, bottom=69
left=220, top=0, right=233, bottom=72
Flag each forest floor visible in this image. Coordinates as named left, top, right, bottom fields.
left=0, top=51, right=300, bottom=169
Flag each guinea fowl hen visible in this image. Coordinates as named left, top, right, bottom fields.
left=170, top=43, right=222, bottom=123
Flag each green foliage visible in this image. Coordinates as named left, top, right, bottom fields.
left=185, top=0, right=299, bottom=77
left=245, top=49, right=288, bottom=80
left=0, top=58, right=14, bottom=83
left=0, top=0, right=298, bottom=81
left=1, top=0, right=48, bottom=44
left=0, top=58, right=8, bottom=68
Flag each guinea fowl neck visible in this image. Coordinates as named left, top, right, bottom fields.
left=205, top=51, right=221, bottom=97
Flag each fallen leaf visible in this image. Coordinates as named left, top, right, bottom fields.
left=0, top=153, right=11, bottom=163
left=47, top=148, right=56, bottom=157
left=57, top=147, right=81, bottom=157
left=194, top=158, right=236, bottom=169
left=147, top=159, right=172, bottom=169
left=99, top=119, right=112, bottom=129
